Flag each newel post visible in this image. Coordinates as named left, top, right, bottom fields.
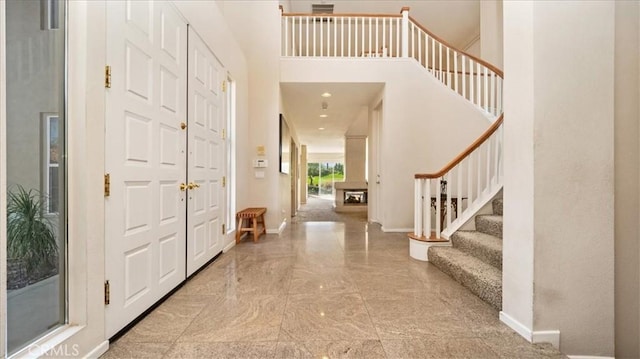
left=401, top=6, right=410, bottom=58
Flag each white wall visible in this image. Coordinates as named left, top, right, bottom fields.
left=282, top=58, right=490, bottom=231
left=614, top=1, right=640, bottom=357
left=503, top=1, right=616, bottom=355
left=217, top=1, right=283, bottom=232
left=480, top=0, right=503, bottom=70
left=502, top=0, right=535, bottom=333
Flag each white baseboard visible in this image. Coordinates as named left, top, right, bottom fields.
left=532, top=330, right=560, bottom=349
left=84, top=340, right=109, bottom=359
left=380, top=227, right=413, bottom=233
left=567, top=356, right=614, bottom=359
left=500, top=311, right=532, bottom=341
left=223, top=239, right=236, bottom=253
left=499, top=311, right=560, bottom=349
left=266, top=220, right=286, bottom=235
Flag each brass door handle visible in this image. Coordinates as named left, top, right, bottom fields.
left=188, top=182, right=200, bottom=190
left=180, top=183, right=188, bottom=191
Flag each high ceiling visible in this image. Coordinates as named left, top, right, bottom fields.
left=279, top=0, right=480, bottom=154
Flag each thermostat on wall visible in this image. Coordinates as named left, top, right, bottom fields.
left=253, top=159, right=268, bottom=168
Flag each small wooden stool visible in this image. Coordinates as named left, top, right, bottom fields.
left=236, top=207, right=267, bottom=243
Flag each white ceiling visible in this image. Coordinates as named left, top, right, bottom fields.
left=281, top=83, right=383, bottom=153
left=279, top=0, right=480, bottom=155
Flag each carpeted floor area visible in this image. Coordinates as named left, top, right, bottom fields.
left=292, top=196, right=368, bottom=223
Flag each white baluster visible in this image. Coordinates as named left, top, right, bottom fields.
left=486, top=136, right=492, bottom=193
left=435, top=176, right=441, bottom=239
left=446, top=174, right=452, bottom=229
left=497, top=77, right=502, bottom=115
left=417, top=28, right=422, bottom=65
left=476, top=62, right=481, bottom=107
left=461, top=55, right=466, bottom=99
left=411, top=23, right=415, bottom=58
left=340, top=17, right=344, bottom=57
left=284, top=17, right=288, bottom=56
left=483, top=66, right=489, bottom=112
left=469, top=59, right=474, bottom=106
left=401, top=8, right=409, bottom=58
left=414, top=179, right=420, bottom=238
left=447, top=47, right=451, bottom=88
left=354, top=18, right=358, bottom=57
left=306, top=16, right=311, bottom=56
left=431, top=35, right=435, bottom=74
left=425, top=178, right=431, bottom=238
left=438, top=43, right=442, bottom=82
left=333, top=16, right=337, bottom=56
left=382, top=18, right=386, bottom=57
left=348, top=17, right=352, bottom=57
left=320, top=17, right=323, bottom=57
left=454, top=51, right=458, bottom=93
left=476, top=150, right=481, bottom=201
left=467, top=154, right=473, bottom=203
left=361, top=17, right=365, bottom=55
left=368, top=17, right=372, bottom=55
left=457, top=164, right=462, bottom=220
left=396, top=18, right=401, bottom=57
left=489, top=71, right=498, bottom=116
left=375, top=17, right=379, bottom=56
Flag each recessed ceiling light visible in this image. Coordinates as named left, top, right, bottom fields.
left=318, top=127, right=325, bottom=130
left=319, top=114, right=328, bottom=118
left=321, top=92, right=332, bottom=98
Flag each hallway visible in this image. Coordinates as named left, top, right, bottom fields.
left=101, top=219, right=566, bottom=358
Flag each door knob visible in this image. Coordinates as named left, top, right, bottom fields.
left=188, top=182, right=200, bottom=190
left=180, top=183, right=188, bottom=191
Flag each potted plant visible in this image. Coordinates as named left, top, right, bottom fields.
left=6, top=185, right=58, bottom=290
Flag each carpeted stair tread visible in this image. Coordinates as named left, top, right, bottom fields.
left=476, top=214, right=503, bottom=239
left=428, top=247, right=502, bottom=310
left=451, top=231, right=502, bottom=269
left=492, top=198, right=503, bottom=215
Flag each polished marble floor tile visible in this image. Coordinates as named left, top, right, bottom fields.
left=274, top=340, right=387, bottom=359
left=163, top=341, right=277, bottom=359
left=280, top=293, right=378, bottom=341
left=101, top=199, right=567, bottom=359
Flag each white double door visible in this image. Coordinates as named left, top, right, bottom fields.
left=105, top=1, right=226, bottom=337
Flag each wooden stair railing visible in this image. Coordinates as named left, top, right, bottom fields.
left=280, top=7, right=504, bottom=119
left=410, top=115, right=504, bottom=241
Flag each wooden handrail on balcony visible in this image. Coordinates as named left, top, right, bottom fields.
left=282, top=12, right=402, bottom=19
left=408, top=16, right=503, bottom=78
left=415, top=115, right=504, bottom=180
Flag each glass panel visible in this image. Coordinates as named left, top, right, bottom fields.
left=307, top=162, right=344, bottom=199
left=5, top=0, right=66, bottom=355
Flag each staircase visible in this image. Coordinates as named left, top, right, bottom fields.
left=428, top=197, right=503, bottom=310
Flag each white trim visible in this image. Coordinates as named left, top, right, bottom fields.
left=409, top=238, right=451, bottom=261
left=500, top=312, right=561, bottom=350
left=267, top=220, right=287, bottom=235
left=532, top=330, right=560, bottom=349
left=381, top=227, right=413, bottom=233
left=500, top=311, right=533, bottom=342
left=223, top=239, right=236, bottom=253
left=0, top=1, right=7, bottom=355
left=83, top=340, right=109, bottom=359
left=567, top=356, right=614, bottom=359
left=11, top=325, right=84, bottom=359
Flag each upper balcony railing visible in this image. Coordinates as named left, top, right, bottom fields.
left=280, top=7, right=503, bottom=119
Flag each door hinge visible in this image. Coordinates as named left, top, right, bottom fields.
left=222, top=128, right=226, bottom=140
left=222, top=176, right=226, bottom=188
left=222, top=80, right=227, bottom=92
left=105, top=65, right=112, bottom=88
left=104, top=280, right=110, bottom=305
left=222, top=224, right=226, bottom=234
left=104, top=173, right=111, bottom=197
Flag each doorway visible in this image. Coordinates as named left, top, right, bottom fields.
left=104, top=1, right=228, bottom=337
left=370, top=101, right=383, bottom=224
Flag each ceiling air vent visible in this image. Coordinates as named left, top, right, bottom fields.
left=312, top=3, right=334, bottom=15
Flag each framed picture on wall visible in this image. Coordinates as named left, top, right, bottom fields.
left=279, top=114, right=290, bottom=174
